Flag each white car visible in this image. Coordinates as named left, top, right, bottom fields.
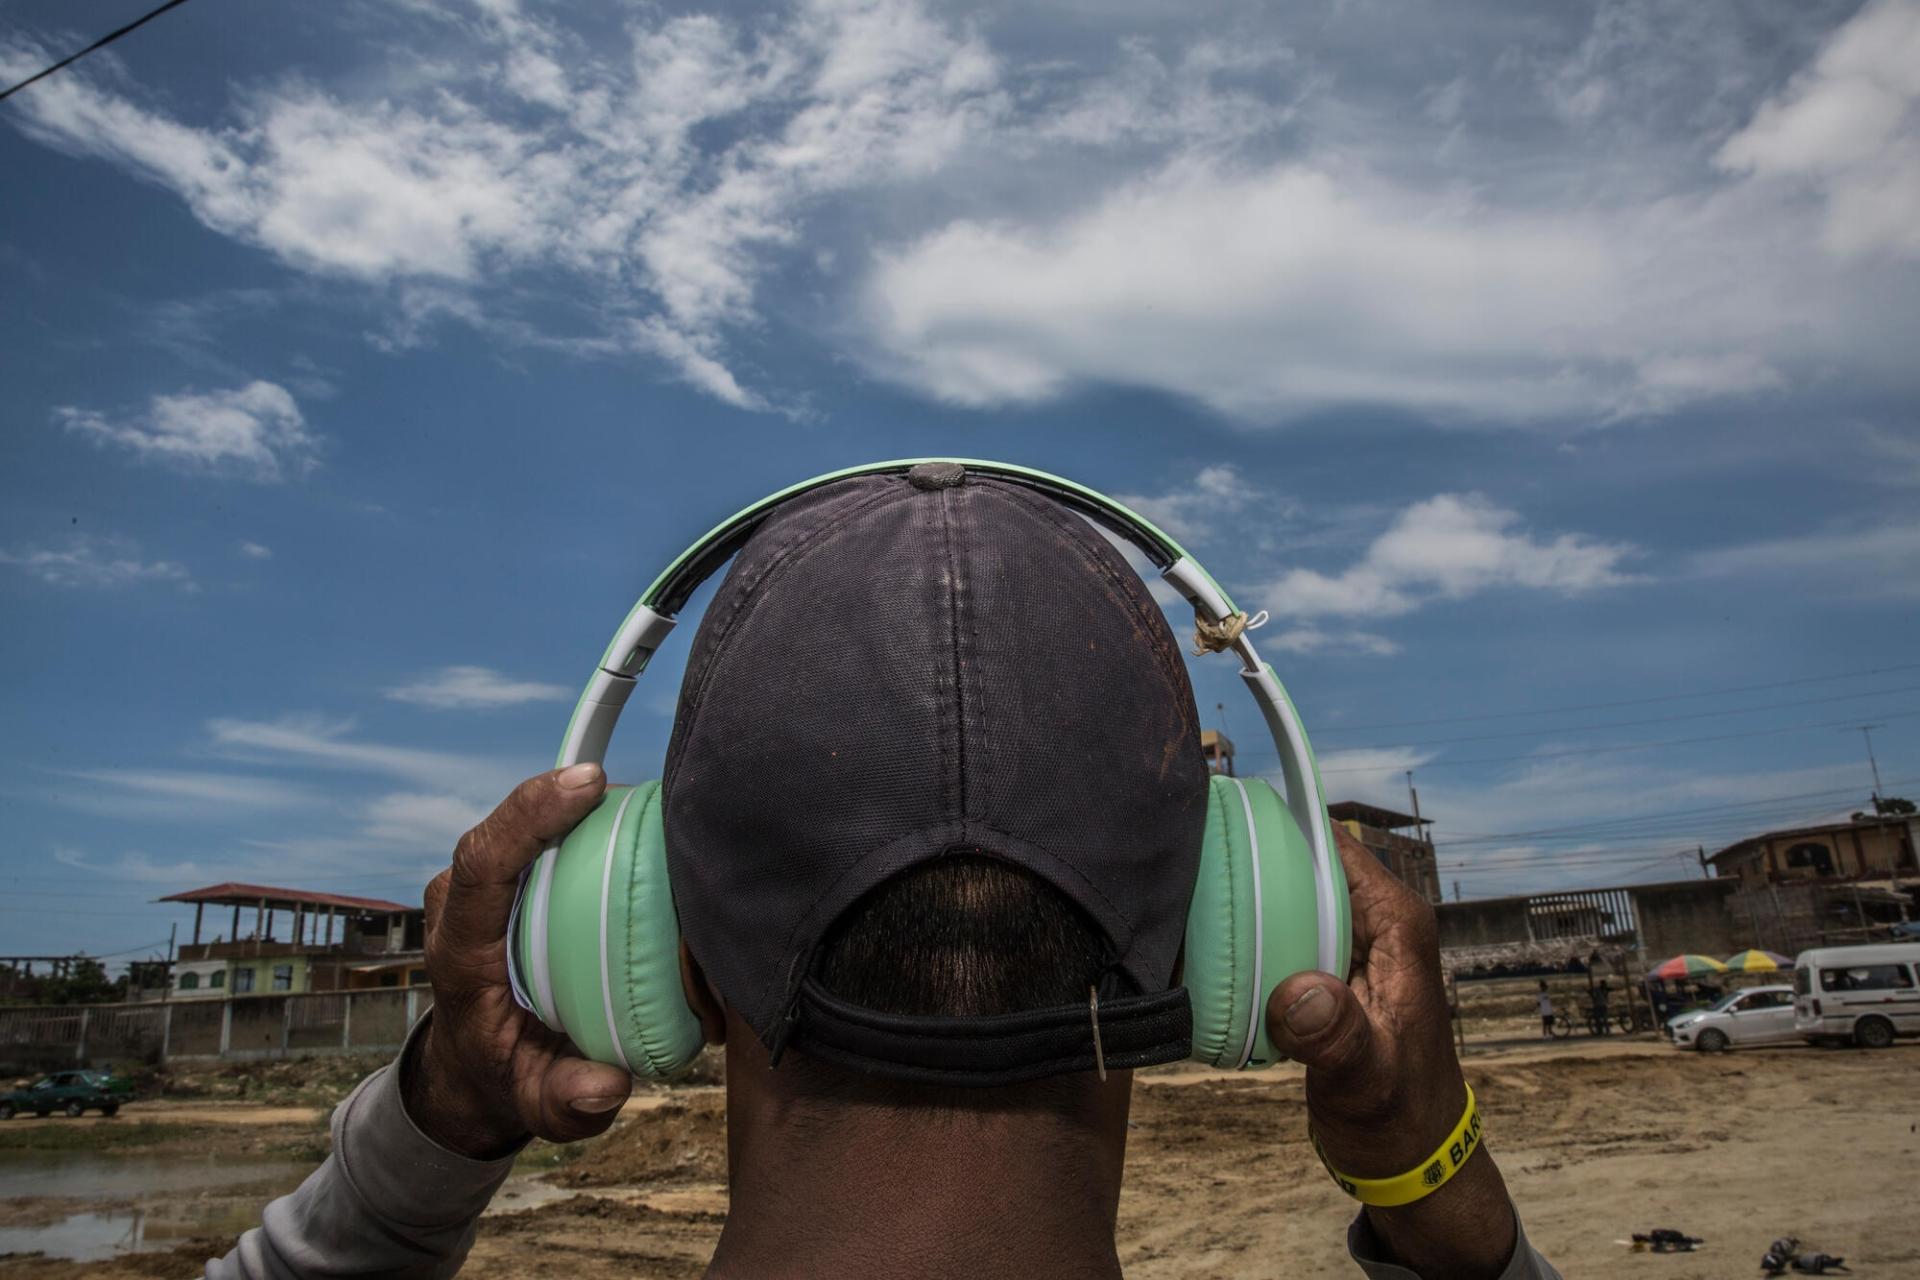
left=1666, top=985, right=1798, bottom=1052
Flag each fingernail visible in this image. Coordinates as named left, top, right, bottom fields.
left=557, top=763, right=604, bottom=790
left=569, top=1094, right=625, bottom=1114
left=1285, top=986, right=1334, bottom=1035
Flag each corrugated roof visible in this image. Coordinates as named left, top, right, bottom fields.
left=1329, top=800, right=1427, bottom=830
left=156, top=882, right=415, bottom=913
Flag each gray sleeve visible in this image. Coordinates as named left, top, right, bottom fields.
left=204, top=1024, right=519, bottom=1280
left=1348, top=1208, right=1562, bottom=1280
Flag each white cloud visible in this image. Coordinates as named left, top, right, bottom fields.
left=0, top=535, right=192, bottom=589
left=54, top=847, right=212, bottom=884
left=1716, top=0, right=1920, bottom=259
left=1114, top=465, right=1261, bottom=547
left=56, top=380, right=315, bottom=480
left=52, top=770, right=316, bottom=820
left=360, top=791, right=488, bottom=849
left=0, top=0, right=1005, bottom=408
left=1689, top=519, right=1920, bottom=597
left=5, top=1, right=1916, bottom=422
left=238, top=540, right=273, bottom=560
left=205, top=714, right=521, bottom=795
left=1308, top=745, right=1436, bottom=792
left=385, top=665, right=571, bottom=710
left=1260, top=494, right=1637, bottom=619
left=1263, top=625, right=1401, bottom=657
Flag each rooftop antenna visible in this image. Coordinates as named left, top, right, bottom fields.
left=1406, top=769, right=1424, bottom=830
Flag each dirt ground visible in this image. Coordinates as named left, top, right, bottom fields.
left=3, top=1038, right=1915, bottom=1278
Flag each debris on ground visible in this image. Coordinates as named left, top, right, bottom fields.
left=1761, top=1234, right=1853, bottom=1275
left=1626, top=1227, right=1705, bottom=1253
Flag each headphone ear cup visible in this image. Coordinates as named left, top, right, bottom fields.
left=609, top=781, right=705, bottom=1079
left=1184, top=775, right=1257, bottom=1068
left=1185, top=775, right=1333, bottom=1069
left=516, top=783, right=702, bottom=1079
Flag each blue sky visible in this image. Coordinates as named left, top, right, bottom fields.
left=3, top=0, right=1917, bottom=971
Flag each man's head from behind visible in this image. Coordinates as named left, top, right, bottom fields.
left=661, top=465, right=1208, bottom=1104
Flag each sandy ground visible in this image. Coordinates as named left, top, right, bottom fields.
left=35, top=1104, right=326, bottom=1129
left=4, top=1037, right=1915, bottom=1278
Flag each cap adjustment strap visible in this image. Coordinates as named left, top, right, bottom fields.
left=788, top=977, right=1188, bottom=1087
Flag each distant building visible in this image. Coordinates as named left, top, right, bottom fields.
left=158, top=884, right=427, bottom=999
left=1201, top=730, right=1235, bottom=776
left=1328, top=800, right=1442, bottom=903
left=1709, top=814, right=1920, bottom=888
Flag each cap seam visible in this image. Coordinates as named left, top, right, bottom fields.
left=935, top=487, right=966, bottom=826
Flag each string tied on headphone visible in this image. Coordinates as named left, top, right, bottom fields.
left=1190, top=609, right=1269, bottom=657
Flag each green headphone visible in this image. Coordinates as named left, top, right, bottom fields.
left=507, top=459, right=1351, bottom=1078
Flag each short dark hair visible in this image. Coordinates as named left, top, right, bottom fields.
left=818, top=850, right=1107, bottom=1017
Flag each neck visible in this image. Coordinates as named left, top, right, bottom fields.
left=708, top=1048, right=1132, bottom=1280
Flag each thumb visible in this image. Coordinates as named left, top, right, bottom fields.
left=532, top=1054, right=634, bottom=1142
left=1266, top=971, right=1379, bottom=1083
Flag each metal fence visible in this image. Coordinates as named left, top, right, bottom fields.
left=0, top=988, right=434, bottom=1071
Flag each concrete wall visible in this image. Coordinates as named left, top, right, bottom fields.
left=1437, top=880, right=1749, bottom=959
left=1436, top=896, right=1535, bottom=950
left=1628, top=880, right=1742, bottom=958
left=0, top=987, right=434, bottom=1071
left=1438, top=876, right=1907, bottom=966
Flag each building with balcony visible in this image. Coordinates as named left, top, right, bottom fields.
left=159, top=884, right=427, bottom=998
left=1709, top=814, right=1920, bottom=888
left=1328, top=800, right=1442, bottom=904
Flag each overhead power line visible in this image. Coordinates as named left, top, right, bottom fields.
left=1330, top=683, right=1920, bottom=752
left=1434, top=776, right=1919, bottom=848
left=1310, top=661, right=1920, bottom=736
left=0, top=0, right=194, bottom=105
left=1313, top=706, right=1920, bottom=774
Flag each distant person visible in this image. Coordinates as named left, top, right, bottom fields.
left=1537, top=980, right=1554, bottom=1038
left=201, top=471, right=1560, bottom=1278
left=1590, top=980, right=1612, bottom=1035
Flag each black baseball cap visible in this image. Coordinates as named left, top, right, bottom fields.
left=662, top=463, right=1208, bottom=1086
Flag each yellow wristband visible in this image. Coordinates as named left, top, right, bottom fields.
left=1311, top=1084, right=1483, bottom=1208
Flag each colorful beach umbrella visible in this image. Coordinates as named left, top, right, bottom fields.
left=1723, top=949, right=1792, bottom=972
left=1650, top=954, right=1729, bottom=980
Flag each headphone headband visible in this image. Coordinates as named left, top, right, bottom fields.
left=515, top=460, right=1341, bottom=1033
left=639, top=458, right=1214, bottom=616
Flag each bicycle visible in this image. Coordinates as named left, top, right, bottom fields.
left=1547, top=1012, right=1574, bottom=1038
left=1615, top=1007, right=1656, bottom=1034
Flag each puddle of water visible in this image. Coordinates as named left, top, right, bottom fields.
left=0, top=1151, right=310, bottom=1262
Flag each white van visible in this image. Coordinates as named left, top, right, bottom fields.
left=1793, top=942, right=1920, bottom=1048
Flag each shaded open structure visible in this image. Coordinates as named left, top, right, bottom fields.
left=159, top=883, right=426, bottom=994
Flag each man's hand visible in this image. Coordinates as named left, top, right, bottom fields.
left=404, top=763, right=634, bottom=1158
left=1266, top=823, right=1518, bottom=1277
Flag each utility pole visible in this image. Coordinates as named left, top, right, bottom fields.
left=1696, top=845, right=1710, bottom=879
left=1850, top=723, right=1886, bottom=805
left=1452, top=879, right=1462, bottom=902
left=1406, top=770, right=1422, bottom=826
